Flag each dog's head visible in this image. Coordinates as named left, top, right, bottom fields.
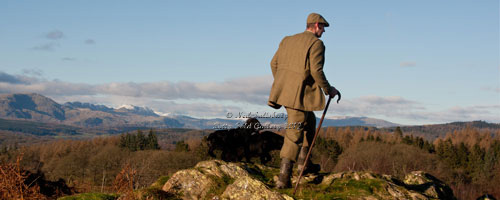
left=206, top=130, right=231, bottom=155
left=244, top=118, right=262, bottom=133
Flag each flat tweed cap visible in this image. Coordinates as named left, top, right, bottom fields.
left=307, top=13, right=329, bottom=27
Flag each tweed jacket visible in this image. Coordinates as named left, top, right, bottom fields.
left=268, top=31, right=332, bottom=111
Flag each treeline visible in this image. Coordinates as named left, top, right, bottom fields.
left=0, top=129, right=210, bottom=194
left=313, top=126, right=500, bottom=200
left=436, top=139, right=500, bottom=180
left=119, top=129, right=160, bottom=151
left=1, top=126, right=499, bottom=199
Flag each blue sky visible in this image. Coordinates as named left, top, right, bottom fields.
left=0, top=0, right=498, bottom=125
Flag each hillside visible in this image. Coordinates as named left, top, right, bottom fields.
left=0, top=93, right=65, bottom=121
left=384, top=121, right=500, bottom=140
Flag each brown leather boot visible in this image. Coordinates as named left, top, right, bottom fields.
left=276, top=158, right=293, bottom=189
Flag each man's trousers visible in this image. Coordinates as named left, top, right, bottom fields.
left=280, top=107, right=316, bottom=162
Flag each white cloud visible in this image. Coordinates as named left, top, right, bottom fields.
left=400, top=61, right=416, bottom=67
left=0, top=71, right=498, bottom=124
left=0, top=79, right=95, bottom=96
left=45, top=30, right=64, bottom=40
left=331, top=96, right=424, bottom=117
left=147, top=100, right=241, bottom=118
left=32, top=30, right=64, bottom=51
left=0, top=71, right=271, bottom=104
left=427, top=105, right=500, bottom=123
left=0, top=71, right=44, bottom=85
left=22, top=69, right=43, bottom=77
left=481, top=86, right=500, bottom=93
left=0, top=72, right=25, bottom=84
left=329, top=96, right=499, bottom=124
left=92, top=75, right=272, bottom=104
left=32, top=42, right=59, bottom=51
left=51, top=94, right=242, bottom=119
left=84, top=39, right=95, bottom=44
left=62, top=57, right=76, bottom=61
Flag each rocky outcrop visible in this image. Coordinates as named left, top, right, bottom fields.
left=161, top=160, right=455, bottom=200
left=403, top=171, right=455, bottom=199
left=162, top=160, right=290, bottom=200
left=319, top=171, right=455, bottom=200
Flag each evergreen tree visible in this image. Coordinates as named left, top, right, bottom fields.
left=394, top=126, right=403, bottom=140
left=484, top=140, right=500, bottom=178
left=435, top=139, right=445, bottom=156
left=136, top=129, right=146, bottom=150
left=416, top=137, right=424, bottom=149
left=118, top=129, right=160, bottom=151
left=119, top=133, right=127, bottom=148
left=147, top=128, right=160, bottom=150
left=175, top=140, right=189, bottom=152
left=315, top=137, right=343, bottom=163
left=127, top=133, right=137, bottom=151
left=456, top=142, right=469, bottom=167
left=402, top=135, right=412, bottom=145
left=423, top=140, right=435, bottom=153
left=437, top=139, right=459, bottom=168
left=468, top=143, right=485, bottom=181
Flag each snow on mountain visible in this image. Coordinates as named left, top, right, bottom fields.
left=116, top=104, right=158, bottom=117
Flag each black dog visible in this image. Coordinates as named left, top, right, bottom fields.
left=206, top=118, right=283, bottom=164
left=207, top=118, right=261, bottom=161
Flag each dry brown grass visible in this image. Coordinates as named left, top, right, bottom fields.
left=0, top=154, right=47, bottom=200
left=113, top=163, right=137, bottom=200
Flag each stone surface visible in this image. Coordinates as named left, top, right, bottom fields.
left=195, top=160, right=249, bottom=179
left=403, top=171, right=456, bottom=200
left=221, top=176, right=290, bottom=200
left=161, top=169, right=215, bottom=200
left=162, top=160, right=456, bottom=200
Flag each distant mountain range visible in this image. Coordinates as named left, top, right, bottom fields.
left=0, top=93, right=399, bottom=130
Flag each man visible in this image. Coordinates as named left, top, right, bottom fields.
left=268, top=13, right=340, bottom=189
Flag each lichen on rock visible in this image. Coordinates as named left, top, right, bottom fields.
left=162, top=169, right=215, bottom=199
left=195, top=160, right=249, bottom=179
left=161, top=160, right=456, bottom=200
left=221, top=176, right=291, bottom=200
left=403, top=171, right=456, bottom=200
left=162, top=160, right=292, bottom=200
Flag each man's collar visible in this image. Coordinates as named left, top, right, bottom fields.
left=304, top=30, right=318, bottom=38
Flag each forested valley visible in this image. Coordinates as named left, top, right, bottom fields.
left=1, top=124, right=499, bottom=199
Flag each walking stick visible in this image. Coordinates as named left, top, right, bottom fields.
left=292, top=93, right=340, bottom=195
